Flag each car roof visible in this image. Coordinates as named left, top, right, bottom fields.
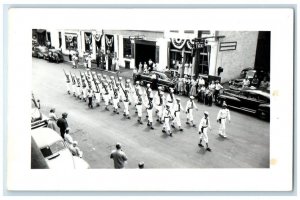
left=31, top=128, right=63, bottom=148
left=245, top=90, right=270, bottom=99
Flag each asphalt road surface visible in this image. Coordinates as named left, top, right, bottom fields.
left=32, top=58, right=270, bottom=168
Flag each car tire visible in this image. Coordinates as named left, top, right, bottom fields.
left=216, top=98, right=223, bottom=106
left=43, top=55, right=46, bottom=60
left=256, top=110, right=269, bottom=121
left=56, top=58, right=59, bottom=64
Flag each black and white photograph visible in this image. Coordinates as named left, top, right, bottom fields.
left=31, top=29, right=271, bottom=169
left=5, top=7, right=294, bottom=192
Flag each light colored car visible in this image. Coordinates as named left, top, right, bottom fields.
left=31, top=128, right=90, bottom=169
left=31, top=94, right=48, bottom=129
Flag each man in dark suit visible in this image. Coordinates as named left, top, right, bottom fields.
left=56, top=112, right=69, bottom=139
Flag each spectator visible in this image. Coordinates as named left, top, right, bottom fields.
left=189, top=77, right=197, bottom=97
left=214, top=80, right=223, bottom=100
left=110, top=143, right=128, bottom=169
left=47, top=108, right=58, bottom=131
left=242, top=77, right=251, bottom=89
left=138, top=62, right=143, bottom=73
left=138, top=162, right=144, bottom=169
left=69, top=141, right=83, bottom=158
left=251, top=75, right=260, bottom=88
left=57, top=112, right=69, bottom=139
left=115, top=57, right=119, bottom=71
left=259, top=77, right=270, bottom=91
left=64, top=128, right=75, bottom=146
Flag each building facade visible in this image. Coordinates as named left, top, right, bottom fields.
left=34, top=29, right=268, bottom=83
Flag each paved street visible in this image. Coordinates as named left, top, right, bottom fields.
left=32, top=58, right=270, bottom=168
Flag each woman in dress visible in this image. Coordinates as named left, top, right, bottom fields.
left=47, top=108, right=58, bottom=131
left=178, top=78, right=184, bottom=96
left=189, top=77, right=198, bottom=97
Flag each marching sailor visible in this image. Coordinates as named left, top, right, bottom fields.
left=162, top=104, right=173, bottom=137
left=133, top=81, right=141, bottom=112
left=171, top=98, right=183, bottom=131
left=166, top=87, right=175, bottom=112
left=154, top=86, right=163, bottom=114
left=123, top=90, right=131, bottom=119
left=71, top=74, right=77, bottom=97
left=103, top=83, right=110, bottom=111
left=64, top=72, right=71, bottom=94
left=94, top=80, right=101, bottom=107
left=144, top=97, right=154, bottom=129
left=87, top=89, right=94, bottom=109
left=198, top=111, right=212, bottom=151
left=125, top=79, right=132, bottom=105
left=76, top=76, right=81, bottom=99
left=81, top=78, right=87, bottom=101
left=112, top=85, right=120, bottom=114
left=185, top=96, right=198, bottom=127
left=136, top=94, right=143, bottom=124
left=217, top=102, right=231, bottom=138
left=155, top=90, right=165, bottom=124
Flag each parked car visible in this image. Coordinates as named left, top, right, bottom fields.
left=47, top=49, right=64, bottom=63
left=135, top=70, right=176, bottom=91
left=32, top=46, right=49, bottom=59
left=31, top=128, right=90, bottom=169
left=216, top=89, right=270, bottom=120
left=31, top=93, right=48, bottom=129
left=228, top=68, right=268, bottom=90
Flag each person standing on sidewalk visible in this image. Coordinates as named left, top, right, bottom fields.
left=110, top=143, right=128, bottom=169
left=217, top=102, right=231, bottom=138
left=56, top=112, right=69, bottom=139
left=198, top=111, right=212, bottom=152
left=87, top=89, right=94, bottom=109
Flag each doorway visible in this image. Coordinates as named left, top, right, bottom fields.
left=135, top=40, right=156, bottom=68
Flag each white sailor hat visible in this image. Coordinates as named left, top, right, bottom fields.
left=126, top=79, right=130, bottom=83
left=86, top=69, right=90, bottom=71
left=160, top=91, right=164, bottom=95
left=147, top=83, right=150, bottom=87
left=190, top=96, right=195, bottom=99
left=148, top=88, right=152, bottom=92
left=170, top=88, right=174, bottom=92
left=136, top=81, right=140, bottom=84
left=92, top=71, right=96, bottom=74
left=158, top=86, right=162, bottom=90
left=116, top=82, right=120, bottom=85
left=97, top=73, right=101, bottom=76
left=110, top=76, right=114, bottom=79
left=204, top=111, right=209, bottom=115
left=96, top=80, right=100, bottom=84
left=176, top=97, right=181, bottom=101
left=103, top=75, right=107, bottom=77
left=119, top=77, right=122, bottom=80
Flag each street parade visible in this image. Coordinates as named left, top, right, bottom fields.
left=31, top=29, right=270, bottom=169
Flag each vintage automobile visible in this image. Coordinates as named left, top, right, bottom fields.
left=32, top=46, right=49, bottom=59
left=216, top=89, right=270, bottom=120
left=228, top=68, right=267, bottom=90
left=135, top=70, right=176, bottom=91
left=31, top=127, right=90, bottom=169
left=47, top=49, right=64, bottom=63
left=31, top=93, right=48, bottom=129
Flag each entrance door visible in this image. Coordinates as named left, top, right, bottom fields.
left=135, top=40, right=156, bottom=68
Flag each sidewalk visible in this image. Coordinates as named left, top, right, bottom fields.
left=62, top=54, right=133, bottom=80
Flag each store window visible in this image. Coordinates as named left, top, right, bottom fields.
left=65, top=34, right=78, bottom=50
left=84, top=32, right=93, bottom=53
left=123, top=38, right=132, bottom=58
left=198, top=45, right=210, bottom=75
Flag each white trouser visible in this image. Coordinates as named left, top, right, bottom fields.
left=72, top=85, right=76, bottom=94
left=187, top=109, right=194, bottom=121
left=156, top=105, right=163, bottom=119
left=113, top=98, right=119, bottom=109
left=147, top=109, right=153, bottom=123
left=76, top=87, right=81, bottom=96
left=199, top=127, right=209, bottom=143
left=82, top=87, right=87, bottom=99
left=66, top=82, right=70, bottom=92
left=123, top=101, right=129, bottom=115
left=95, top=92, right=100, bottom=103
left=172, top=111, right=181, bottom=127
left=133, top=95, right=138, bottom=105
left=163, top=118, right=170, bottom=131
left=104, top=94, right=109, bottom=106
left=219, top=118, right=227, bottom=136
left=136, top=104, right=143, bottom=117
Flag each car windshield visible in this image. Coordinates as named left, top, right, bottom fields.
left=158, top=73, right=169, bottom=80
left=246, top=70, right=256, bottom=79
left=40, top=141, right=66, bottom=158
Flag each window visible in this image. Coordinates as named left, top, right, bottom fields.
left=41, top=141, right=66, bottom=158
left=65, top=34, right=78, bottom=50
left=123, top=38, right=132, bottom=58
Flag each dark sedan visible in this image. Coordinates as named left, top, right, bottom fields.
left=32, top=46, right=49, bottom=59
left=47, top=49, right=64, bottom=63
left=216, top=89, right=270, bottom=120
left=135, top=71, right=176, bottom=91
